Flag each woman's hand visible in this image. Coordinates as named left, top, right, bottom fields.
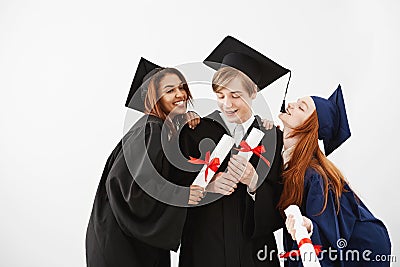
left=206, top=172, right=238, bottom=195
left=285, top=214, right=313, bottom=240
left=186, top=111, right=201, bottom=129
left=188, top=185, right=205, bottom=205
left=261, top=119, right=279, bottom=130
left=228, top=155, right=258, bottom=192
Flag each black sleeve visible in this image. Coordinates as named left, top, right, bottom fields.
left=105, top=122, right=187, bottom=251
left=245, top=127, right=285, bottom=238
left=167, top=123, right=208, bottom=187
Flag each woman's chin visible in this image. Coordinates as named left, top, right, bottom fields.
left=170, top=107, right=187, bottom=116
left=278, top=113, right=286, bottom=123
left=178, top=107, right=187, bottom=114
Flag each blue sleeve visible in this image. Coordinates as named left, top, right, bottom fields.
left=304, top=170, right=344, bottom=267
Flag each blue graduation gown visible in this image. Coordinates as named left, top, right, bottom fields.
left=283, top=168, right=391, bottom=267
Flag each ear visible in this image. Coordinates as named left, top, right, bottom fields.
left=250, top=90, right=257, bottom=100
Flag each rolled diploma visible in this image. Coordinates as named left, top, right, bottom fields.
left=236, top=128, right=265, bottom=160
left=284, top=205, right=321, bottom=267
left=191, top=134, right=235, bottom=188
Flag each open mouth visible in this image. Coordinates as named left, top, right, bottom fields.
left=224, top=109, right=238, bottom=116
left=173, top=100, right=185, bottom=106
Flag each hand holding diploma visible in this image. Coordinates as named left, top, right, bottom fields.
left=228, top=155, right=258, bottom=193
left=228, top=128, right=269, bottom=192
left=189, top=134, right=235, bottom=188
left=188, top=185, right=205, bottom=205
left=286, top=214, right=313, bottom=240
left=282, top=205, right=322, bottom=267
left=206, top=172, right=238, bottom=195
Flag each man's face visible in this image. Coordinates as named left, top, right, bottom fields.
left=215, top=76, right=256, bottom=124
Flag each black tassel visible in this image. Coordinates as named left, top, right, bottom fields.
left=280, top=71, right=291, bottom=113
left=280, top=100, right=286, bottom=113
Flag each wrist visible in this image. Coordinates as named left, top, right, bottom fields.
left=248, top=173, right=258, bottom=193
left=304, top=217, right=313, bottom=235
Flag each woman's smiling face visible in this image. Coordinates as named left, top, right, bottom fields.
left=279, top=96, right=316, bottom=129
left=158, top=74, right=188, bottom=116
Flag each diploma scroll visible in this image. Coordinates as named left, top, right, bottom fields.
left=284, top=205, right=322, bottom=267
left=191, top=134, right=235, bottom=188
left=235, top=128, right=271, bottom=167
left=236, top=128, right=265, bottom=160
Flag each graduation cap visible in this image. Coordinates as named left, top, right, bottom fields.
left=203, top=36, right=291, bottom=113
left=125, top=57, right=163, bottom=112
left=311, top=85, right=351, bottom=156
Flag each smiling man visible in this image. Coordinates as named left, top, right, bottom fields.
left=175, top=36, right=290, bottom=267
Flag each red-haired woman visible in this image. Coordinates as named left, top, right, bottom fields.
left=278, top=85, right=391, bottom=266
left=86, top=61, right=203, bottom=267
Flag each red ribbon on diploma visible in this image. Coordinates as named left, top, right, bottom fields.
left=235, top=141, right=271, bottom=167
left=188, top=151, right=220, bottom=182
left=279, top=238, right=322, bottom=258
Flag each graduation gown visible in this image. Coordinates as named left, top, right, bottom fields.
left=86, top=115, right=188, bottom=267
left=283, top=168, right=391, bottom=267
left=175, top=111, right=284, bottom=267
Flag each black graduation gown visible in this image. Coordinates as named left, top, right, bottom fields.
left=175, top=111, right=284, bottom=267
left=86, top=115, right=188, bottom=267
left=283, top=168, right=391, bottom=267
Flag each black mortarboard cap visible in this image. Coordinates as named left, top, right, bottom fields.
left=125, top=57, right=162, bottom=112
left=203, top=36, right=291, bottom=112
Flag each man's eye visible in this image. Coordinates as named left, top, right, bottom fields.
left=217, top=95, right=224, bottom=99
left=232, top=94, right=240, bottom=98
left=167, top=89, right=174, bottom=93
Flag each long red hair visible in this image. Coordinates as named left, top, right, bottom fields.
left=277, top=111, right=348, bottom=215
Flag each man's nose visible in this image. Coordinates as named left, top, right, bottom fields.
left=223, top=97, right=233, bottom=108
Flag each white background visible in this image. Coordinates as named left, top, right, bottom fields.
left=1, top=1, right=399, bottom=266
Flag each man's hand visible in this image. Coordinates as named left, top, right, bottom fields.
left=188, top=185, right=205, bottom=205
left=206, top=172, right=239, bottom=195
left=228, top=154, right=258, bottom=192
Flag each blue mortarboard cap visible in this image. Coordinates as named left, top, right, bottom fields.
left=311, top=85, right=351, bottom=156
left=125, top=57, right=162, bottom=112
